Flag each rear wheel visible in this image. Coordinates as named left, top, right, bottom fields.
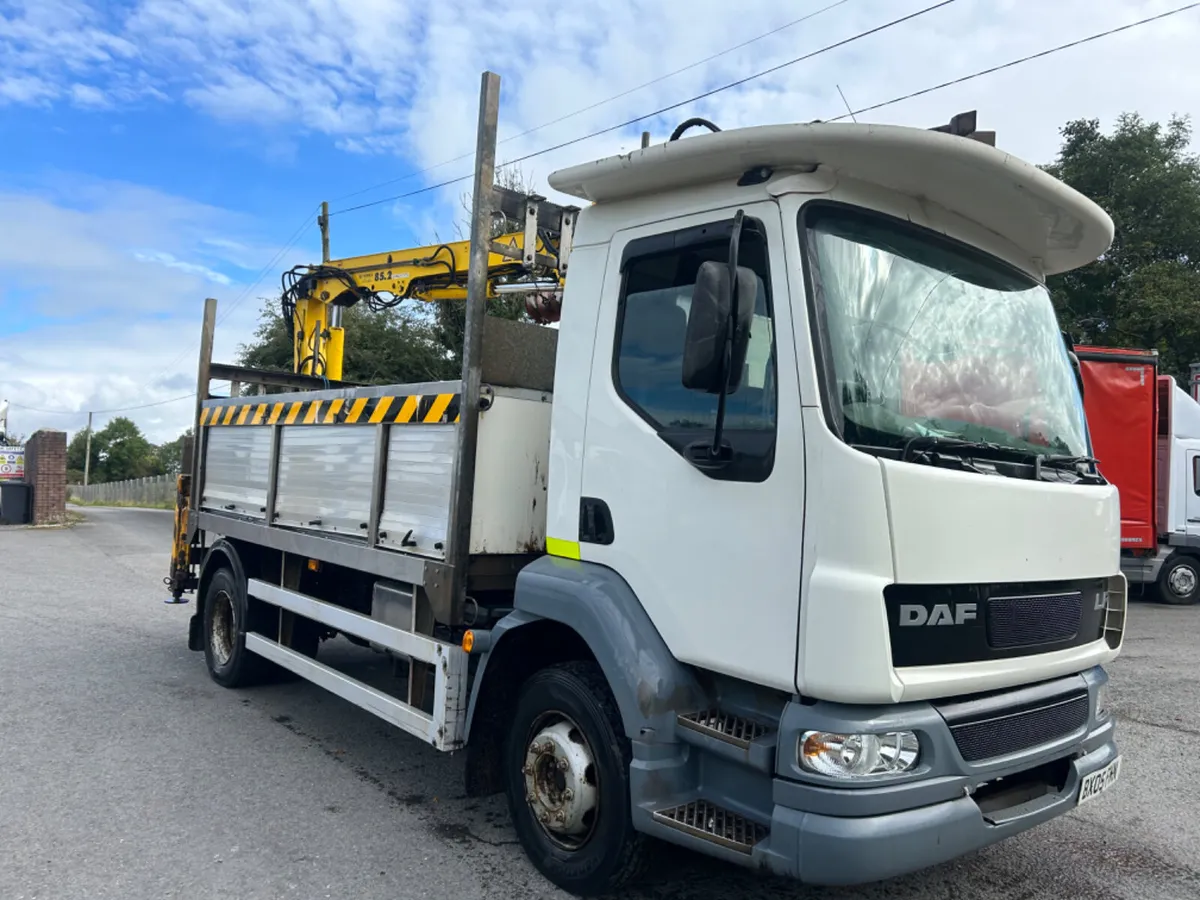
left=203, top=567, right=270, bottom=687
left=504, top=661, right=647, bottom=897
left=1158, top=554, right=1200, bottom=605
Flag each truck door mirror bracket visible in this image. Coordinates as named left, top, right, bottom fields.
left=682, top=209, right=757, bottom=469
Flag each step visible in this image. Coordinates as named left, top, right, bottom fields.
left=677, top=709, right=771, bottom=749
left=652, top=799, right=769, bottom=854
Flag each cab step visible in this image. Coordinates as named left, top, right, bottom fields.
left=677, top=709, right=770, bottom=748
left=652, top=799, right=769, bottom=854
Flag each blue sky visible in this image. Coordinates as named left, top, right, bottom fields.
left=2, top=0, right=1198, bottom=442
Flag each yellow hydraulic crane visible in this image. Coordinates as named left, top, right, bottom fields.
left=283, top=188, right=577, bottom=381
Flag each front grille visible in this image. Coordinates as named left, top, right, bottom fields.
left=987, top=592, right=1081, bottom=649
left=949, top=692, right=1089, bottom=762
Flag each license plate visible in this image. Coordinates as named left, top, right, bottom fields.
left=1078, top=755, right=1122, bottom=805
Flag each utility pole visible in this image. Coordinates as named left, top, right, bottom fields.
left=320, top=201, right=340, bottom=331
left=83, top=411, right=94, bottom=486
left=320, top=201, right=330, bottom=263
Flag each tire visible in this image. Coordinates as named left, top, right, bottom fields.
left=202, top=567, right=271, bottom=687
left=1157, top=554, right=1200, bottom=605
left=504, top=661, right=648, bottom=897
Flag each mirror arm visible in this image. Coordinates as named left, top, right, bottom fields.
left=708, top=209, right=745, bottom=458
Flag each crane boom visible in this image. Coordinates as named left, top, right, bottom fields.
left=282, top=187, right=578, bottom=380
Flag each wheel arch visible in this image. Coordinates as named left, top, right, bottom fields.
left=463, top=556, right=704, bottom=797
left=189, top=538, right=267, bottom=650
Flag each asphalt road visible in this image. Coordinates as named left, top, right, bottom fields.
left=2, top=508, right=1199, bottom=900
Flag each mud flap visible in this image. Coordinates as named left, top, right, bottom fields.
left=188, top=612, right=204, bottom=652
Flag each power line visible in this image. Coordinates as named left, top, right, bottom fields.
left=12, top=393, right=195, bottom=416
left=330, top=0, right=858, bottom=206
left=332, top=174, right=479, bottom=216
left=148, top=208, right=320, bottom=384
left=825, top=2, right=1200, bottom=123
left=331, top=0, right=959, bottom=216
left=508, top=0, right=859, bottom=143
left=215, top=210, right=320, bottom=329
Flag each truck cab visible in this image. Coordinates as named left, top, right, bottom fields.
left=492, top=121, right=1126, bottom=890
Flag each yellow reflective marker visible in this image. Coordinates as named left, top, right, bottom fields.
left=546, top=537, right=581, bottom=560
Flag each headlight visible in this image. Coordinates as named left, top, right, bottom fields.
left=799, top=731, right=920, bottom=778
left=1095, top=684, right=1109, bottom=720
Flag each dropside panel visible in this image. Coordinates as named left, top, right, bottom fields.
left=201, top=428, right=271, bottom=518
left=470, top=390, right=551, bottom=554
left=379, top=424, right=455, bottom=556
left=276, top=426, right=374, bottom=537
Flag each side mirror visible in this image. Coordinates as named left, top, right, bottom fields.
left=682, top=259, right=758, bottom=394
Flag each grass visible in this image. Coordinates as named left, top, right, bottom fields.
left=67, top=498, right=175, bottom=511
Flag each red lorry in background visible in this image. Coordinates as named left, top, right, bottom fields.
left=1077, top=346, right=1200, bottom=604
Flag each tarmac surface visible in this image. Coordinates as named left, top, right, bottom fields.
left=1, top=506, right=1199, bottom=899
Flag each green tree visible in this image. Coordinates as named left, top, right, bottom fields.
left=67, top=427, right=102, bottom=481
left=431, top=164, right=539, bottom=371
left=1045, top=113, right=1200, bottom=378
left=94, top=417, right=163, bottom=482
left=156, top=428, right=193, bottom=476
left=238, top=302, right=455, bottom=385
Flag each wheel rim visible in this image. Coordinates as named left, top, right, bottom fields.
left=522, top=711, right=600, bottom=850
left=1169, top=565, right=1197, bottom=598
left=209, top=589, right=236, bottom=666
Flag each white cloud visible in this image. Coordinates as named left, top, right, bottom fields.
left=4, top=0, right=1195, bottom=214
left=69, top=82, right=109, bottom=107
left=0, top=179, right=303, bottom=442
left=0, top=73, right=56, bottom=105
left=131, top=250, right=234, bottom=286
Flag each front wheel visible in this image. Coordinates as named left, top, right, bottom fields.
left=1158, top=554, right=1200, bottom=605
left=504, top=661, right=647, bottom=897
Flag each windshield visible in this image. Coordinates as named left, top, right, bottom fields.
left=802, top=205, right=1089, bottom=459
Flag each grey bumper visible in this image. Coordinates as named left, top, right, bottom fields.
left=757, top=734, right=1118, bottom=885
left=1121, top=547, right=1168, bottom=585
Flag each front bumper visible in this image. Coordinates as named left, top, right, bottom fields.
left=758, top=736, right=1117, bottom=884
left=1121, top=548, right=1167, bottom=585
left=755, top=665, right=1116, bottom=884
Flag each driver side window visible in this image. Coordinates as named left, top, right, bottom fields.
left=612, top=218, right=777, bottom=481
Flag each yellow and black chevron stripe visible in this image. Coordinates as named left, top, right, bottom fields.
left=200, top=393, right=461, bottom=428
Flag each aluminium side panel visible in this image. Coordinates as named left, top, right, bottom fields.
left=274, top=426, right=375, bottom=537
left=379, top=424, right=456, bottom=557
left=469, top=388, right=552, bottom=554
left=200, top=427, right=272, bottom=518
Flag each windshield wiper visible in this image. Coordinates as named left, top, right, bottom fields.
left=1035, top=454, right=1105, bottom=484
left=901, top=435, right=1029, bottom=463
left=901, top=436, right=1105, bottom=484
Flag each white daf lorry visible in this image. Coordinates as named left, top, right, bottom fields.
left=166, top=73, right=1126, bottom=896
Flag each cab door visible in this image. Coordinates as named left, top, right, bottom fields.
left=1186, top=449, right=1200, bottom=539
left=577, top=201, right=805, bottom=692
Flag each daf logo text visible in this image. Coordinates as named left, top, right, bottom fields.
left=898, top=603, right=978, bottom=627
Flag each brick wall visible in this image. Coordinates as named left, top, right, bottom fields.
left=24, top=429, right=67, bottom=526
